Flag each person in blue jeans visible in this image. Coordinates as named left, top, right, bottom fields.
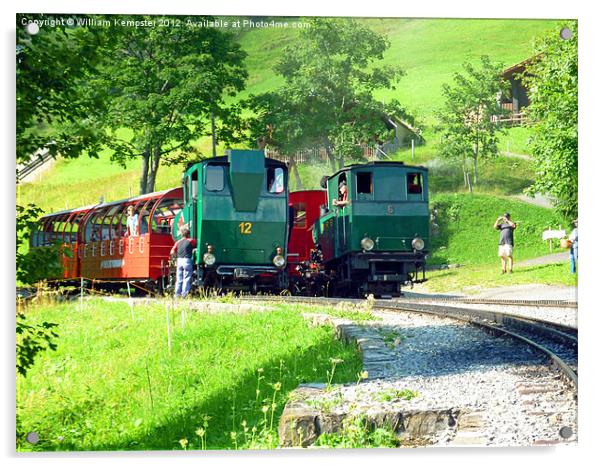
left=569, top=219, right=578, bottom=274
left=170, top=226, right=197, bottom=298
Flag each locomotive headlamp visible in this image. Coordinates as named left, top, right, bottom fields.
left=273, top=255, right=286, bottom=268
left=276, top=246, right=283, bottom=255
left=203, top=253, right=216, bottom=266
left=361, top=237, right=375, bottom=251
left=204, top=244, right=216, bottom=266
left=412, top=237, right=425, bottom=251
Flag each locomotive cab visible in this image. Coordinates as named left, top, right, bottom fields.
left=314, top=161, right=429, bottom=297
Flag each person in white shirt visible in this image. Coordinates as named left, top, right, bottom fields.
left=125, top=206, right=139, bottom=237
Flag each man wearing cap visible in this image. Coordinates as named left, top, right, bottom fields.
left=494, top=212, right=517, bottom=274
left=568, top=218, right=578, bottom=274
left=332, top=180, right=350, bottom=207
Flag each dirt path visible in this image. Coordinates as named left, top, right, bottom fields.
left=407, top=283, right=576, bottom=301
left=518, top=251, right=569, bottom=266
left=512, top=193, right=555, bottom=209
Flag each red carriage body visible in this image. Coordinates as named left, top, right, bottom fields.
left=287, top=190, right=328, bottom=275
left=32, top=188, right=184, bottom=284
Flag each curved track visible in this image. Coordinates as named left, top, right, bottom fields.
left=245, top=295, right=578, bottom=393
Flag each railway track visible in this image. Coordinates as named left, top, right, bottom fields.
left=249, top=294, right=578, bottom=445
left=396, top=295, right=578, bottom=309
left=245, top=295, right=578, bottom=393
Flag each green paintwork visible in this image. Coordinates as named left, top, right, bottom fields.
left=315, top=162, right=430, bottom=259
left=177, top=152, right=289, bottom=267
left=228, top=150, right=265, bottom=212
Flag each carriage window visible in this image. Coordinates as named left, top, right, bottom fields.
left=407, top=173, right=423, bottom=194
left=205, top=165, right=224, bottom=192
left=356, top=172, right=373, bottom=194
left=293, top=202, right=307, bottom=228
left=152, top=198, right=183, bottom=234
left=267, top=167, right=284, bottom=194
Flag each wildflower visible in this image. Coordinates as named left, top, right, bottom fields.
left=261, top=405, right=269, bottom=414
left=230, top=431, right=237, bottom=440
left=358, top=371, right=369, bottom=380
left=272, top=382, right=282, bottom=391
left=179, top=438, right=188, bottom=449
left=195, top=428, right=205, bottom=437
left=329, top=358, right=344, bottom=365
left=257, top=368, right=264, bottom=373
left=241, top=420, right=247, bottom=427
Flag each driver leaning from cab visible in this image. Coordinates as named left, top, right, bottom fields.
left=332, top=180, right=350, bottom=207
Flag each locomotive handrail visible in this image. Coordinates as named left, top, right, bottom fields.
left=139, top=236, right=145, bottom=254
left=100, top=241, right=106, bottom=257
left=119, top=239, right=124, bottom=255
left=128, top=237, right=134, bottom=254
left=109, top=239, right=114, bottom=255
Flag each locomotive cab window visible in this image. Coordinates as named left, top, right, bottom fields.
left=356, top=172, right=373, bottom=200
left=407, top=172, right=423, bottom=195
left=267, top=167, right=284, bottom=194
left=205, top=165, right=224, bottom=192
left=337, top=173, right=347, bottom=201
left=190, top=170, right=199, bottom=199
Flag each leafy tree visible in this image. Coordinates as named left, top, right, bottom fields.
left=245, top=18, right=411, bottom=172
left=98, top=15, right=248, bottom=194
left=16, top=204, right=64, bottom=284
left=437, top=56, right=508, bottom=192
left=16, top=14, right=111, bottom=164
left=523, top=22, right=578, bottom=218
left=16, top=315, right=59, bottom=377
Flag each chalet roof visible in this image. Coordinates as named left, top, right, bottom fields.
left=501, top=54, right=542, bottom=79
left=385, top=116, right=420, bottom=135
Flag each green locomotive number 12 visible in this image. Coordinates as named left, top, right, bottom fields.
left=238, top=222, right=252, bottom=234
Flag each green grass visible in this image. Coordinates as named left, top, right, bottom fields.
left=497, top=126, right=535, bottom=156
left=272, top=302, right=380, bottom=322
left=430, top=193, right=566, bottom=266
left=16, top=299, right=361, bottom=451
left=423, top=262, right=577, bottom=293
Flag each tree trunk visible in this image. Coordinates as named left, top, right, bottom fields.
left=324, top=143, right=336, bottom=173
left=472, top=136, right=479, bottom=186
left=139, top=149, right=150, bottom=195
left=466, top=170, right=473, bottom=193
left=337, top=155, right=345, bottom=170
left=289, top=157, right=304, bottom=190
left=463, top=156, right=473, bottom=193
left=146, top=146, right=161, bottom=194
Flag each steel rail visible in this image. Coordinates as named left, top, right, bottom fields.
left=396, top=296, right=577, bottom=309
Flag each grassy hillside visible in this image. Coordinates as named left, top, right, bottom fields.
left=430, top=193, right=566, bottom=266
left=236, top=18, right=557, bottom=116
left=18, top=18, right=554, bottom=214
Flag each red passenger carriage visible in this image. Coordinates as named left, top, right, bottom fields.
left=32, top=188, right=184, bottom=289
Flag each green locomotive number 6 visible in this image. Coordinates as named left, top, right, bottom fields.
left=238, top=222, right=253, bottom=234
